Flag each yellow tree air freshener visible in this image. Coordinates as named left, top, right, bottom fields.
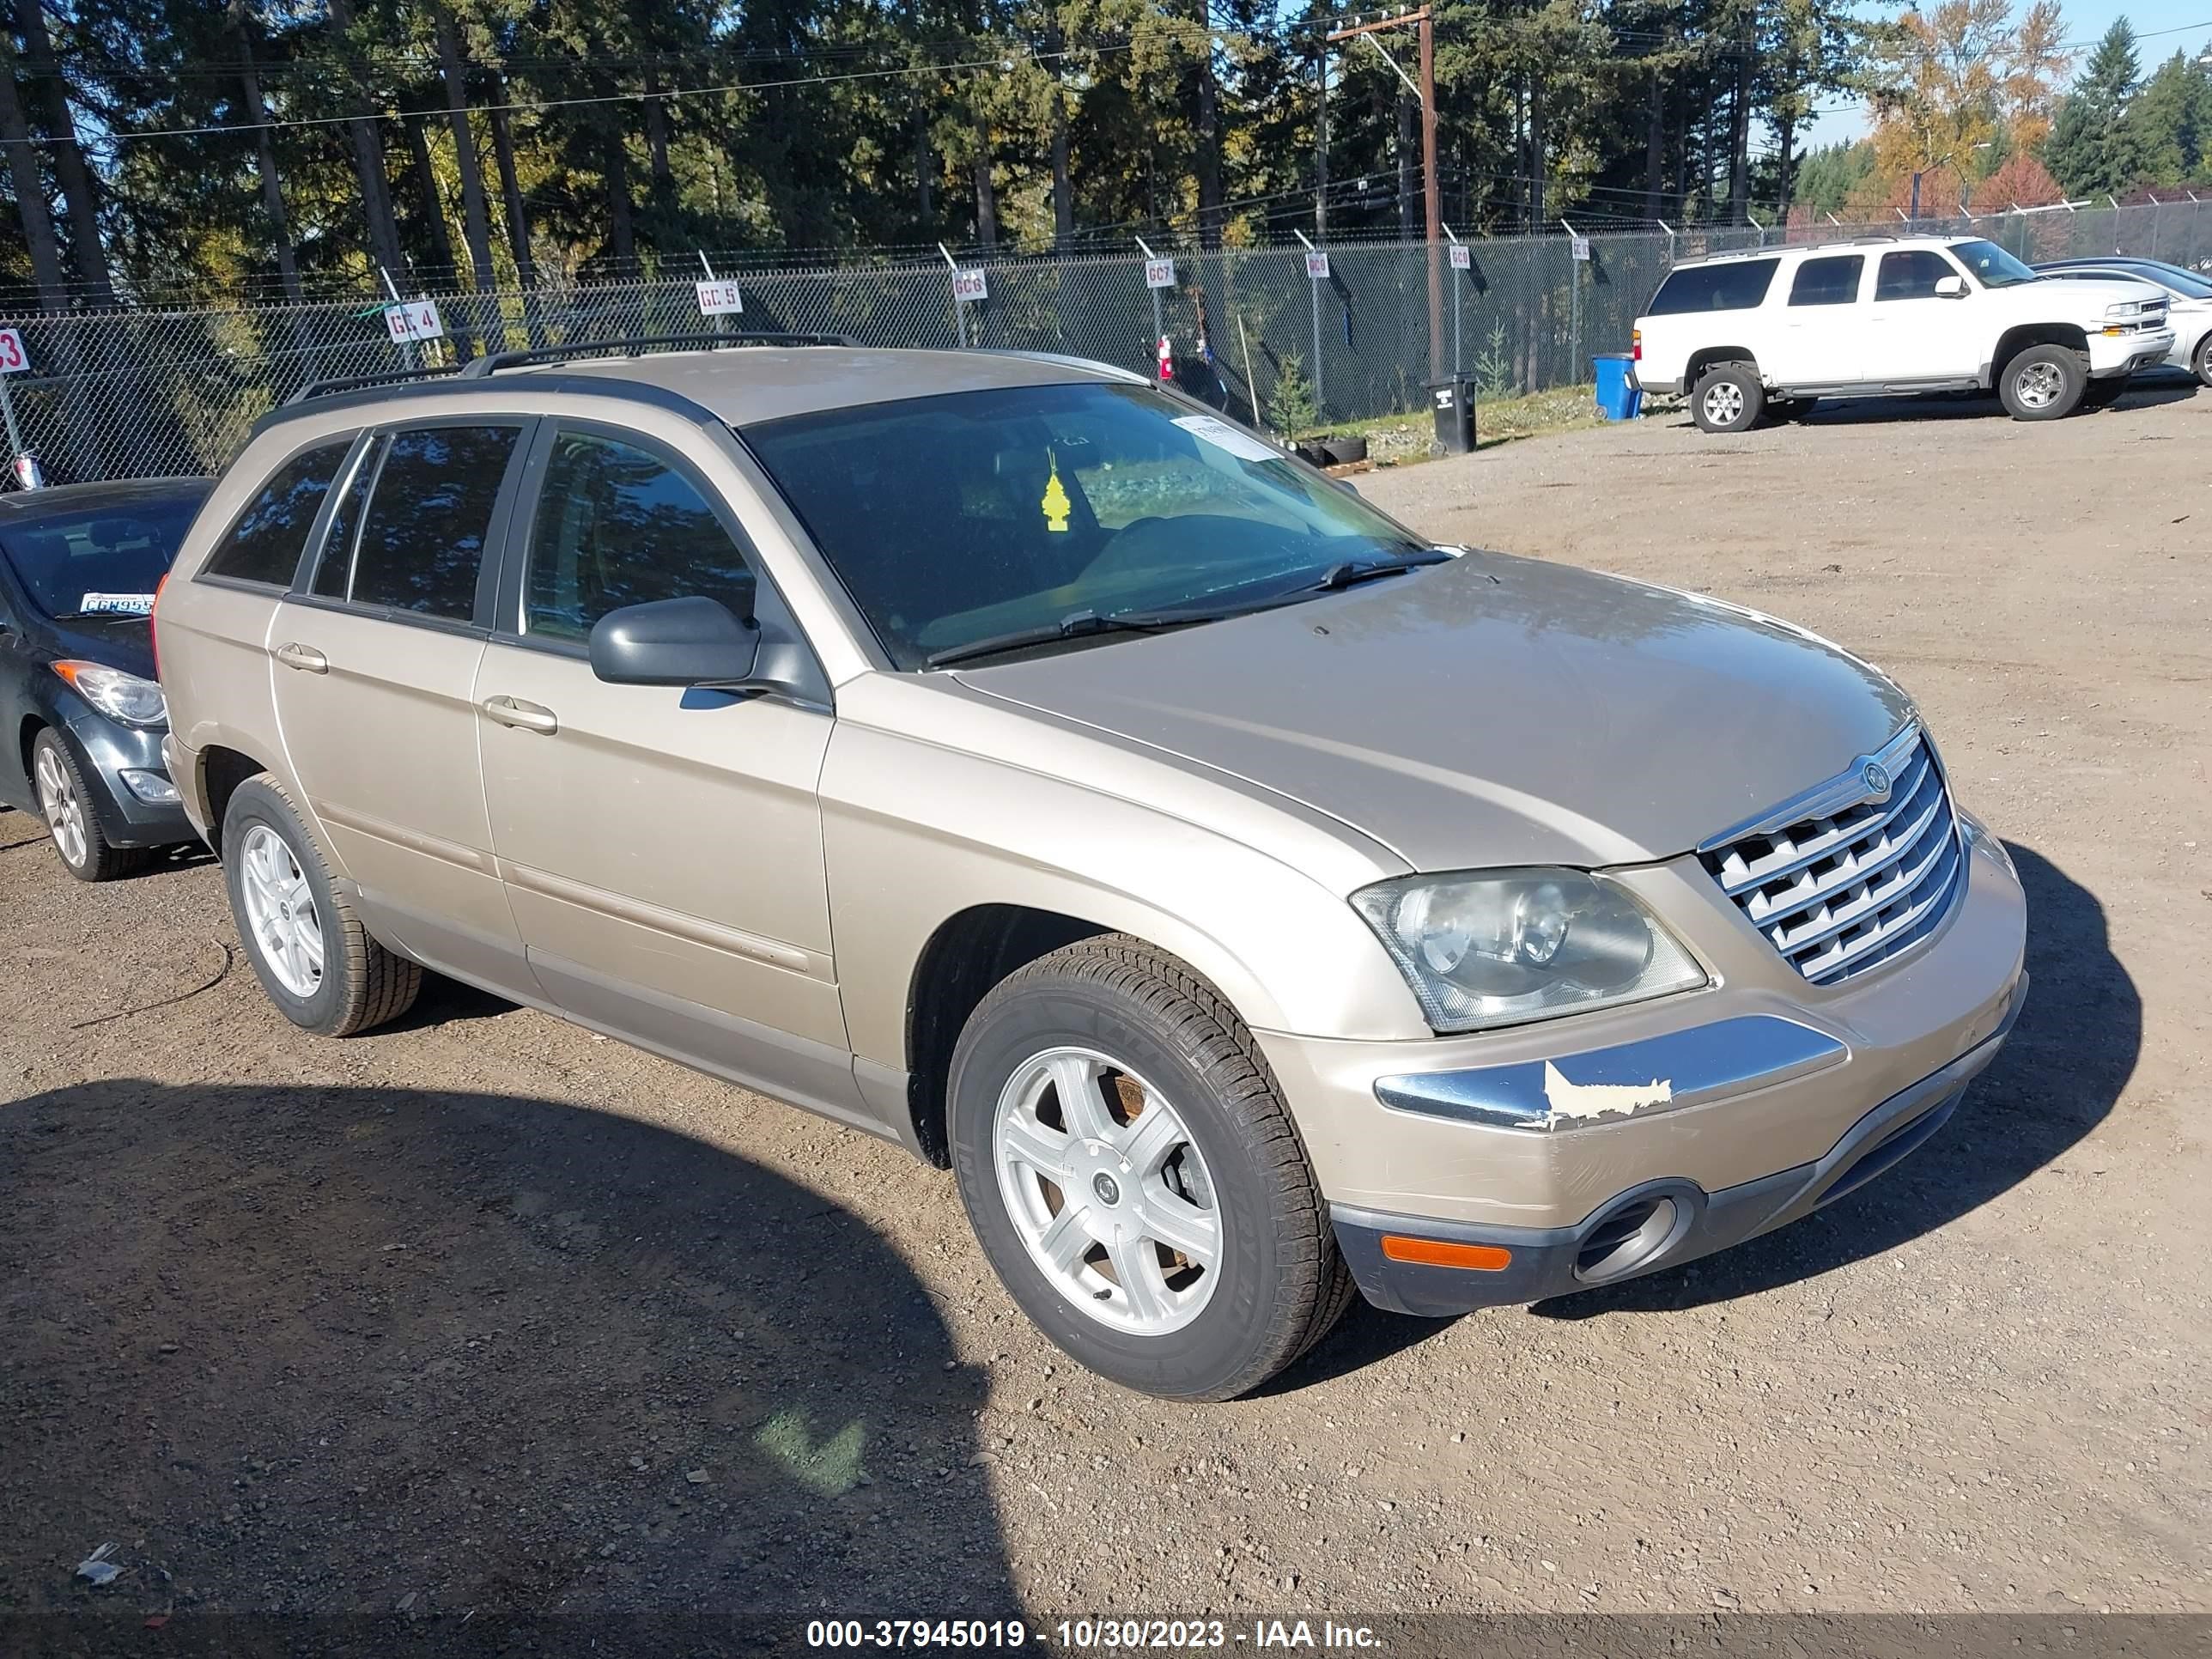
left=1040, top=449, right=1073, bottom=532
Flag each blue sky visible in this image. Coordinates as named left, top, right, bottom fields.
left=1802, top=1, right=2212, bottom=146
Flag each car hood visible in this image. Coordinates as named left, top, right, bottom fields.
left=44, top=611, right=155, bottom=680
left=952, top=551, right=1913, bottom=872
left=2020, top=276, right=2171, bottom=317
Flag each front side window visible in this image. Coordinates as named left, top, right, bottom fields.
left=1875, top=250, right=1964, bottom=301
left=744, top=382, right=1433, bottom=670
left=524, top=431, right=756, bottom=642
left=0, top=490, right=206, bottom=619
left=1948, top=239, right=2039, bottom=289
left=1788, top=255, right=1864, bottom=307
left=203, top=439, right=351, bottom=587
left=1645, top=258, right=1781, bottom=314
left=346, top=425, right=520, bottom=621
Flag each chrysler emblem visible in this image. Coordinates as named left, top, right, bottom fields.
left=1862, top=760, right=1893, bottom=801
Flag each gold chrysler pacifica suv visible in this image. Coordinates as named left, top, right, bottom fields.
left=154, top=336, right=2028, bottom=1399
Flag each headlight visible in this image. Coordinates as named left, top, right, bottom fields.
left=1351, top=868, right=1708, bottom=1034
left=52, top=659, right=167, bottom=727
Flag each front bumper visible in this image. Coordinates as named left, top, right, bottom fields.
left=2088, top=327, right=2175, bottom=377
left=1333, top=972, right=2025, bottom=1314
left=58, top=703, right=191, bottom=850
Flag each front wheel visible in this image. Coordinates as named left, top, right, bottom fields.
left=31, top=728, right=141, bottom=882
left=1999, top=345, right=2087, bottom=420
left=2194, top=335, right=2212, bottom=388
left=947, top=936, right=1352, bottom=1401
left=1691, top=363, right=1765, bottom=433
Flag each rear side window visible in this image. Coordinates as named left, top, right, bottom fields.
left=1788, top=256, right=1864, bottom=307
left=1646, top=259, right=1779, bottom=315
left=523, top=429, right=755, bottom=643
left=1875, top=251, right=1958, bottom=301
left=347, top=425, right=521, bottom=621
left=309, top=438, right=380, bottom=600
left=202, top=438, right=351, bottom=587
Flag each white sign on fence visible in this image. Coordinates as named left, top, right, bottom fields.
left=0, top=327, right=27, bottom=374
left=1570, top=235, right=1592, bottom=263
left=1144, top=257, right=1177, bottom=290
left=1304, top=250, right=1330, bottom=281
left=384, top=300, right=445, bottom=343
left=1448, top=243, right=1471, bottom=270
left=952, top=268, right=989, bottom=305
left=695, top=278, right=744, bottom=317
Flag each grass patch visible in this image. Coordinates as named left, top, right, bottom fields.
left=1310, top=385, right=1607, bottom=465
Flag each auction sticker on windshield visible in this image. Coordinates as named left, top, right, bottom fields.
left=78, top=592, right=157, bottom=616
left=1172, top=414, right=1279, bottom=465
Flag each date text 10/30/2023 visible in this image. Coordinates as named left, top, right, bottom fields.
left=805, top=1620, right=1382, bottom=1650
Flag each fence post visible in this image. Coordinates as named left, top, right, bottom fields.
left=1295, top=229, right=1324, bottom=419
left=1135, top=234, right=1164, bottom=359
left=938, top=243, right=965, bottom=349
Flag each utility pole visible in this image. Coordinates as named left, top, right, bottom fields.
left=1326, top=9, right=1442, bottom=381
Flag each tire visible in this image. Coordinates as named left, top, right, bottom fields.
left=947, top=934, right=1354, bottom=1401
left=1320, top=434, right=1369, bottom=465
left=1998, top=344, right=2087, bottom=420
left=221, top=774, right=421, bottom=1036
left=31, top=727, right=142, bottom=882
left=1292, top=441, right=1331, bottom=467
left=2194, top=335, right=2212, bottom=389
left=2081, top=374, right=2130, bottom=410
left=1691, top=362, right=1764, bottom=433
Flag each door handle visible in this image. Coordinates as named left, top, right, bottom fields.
left=482, top=695, right=558, bottom=735
left=274, top=642, right=327, bottom=673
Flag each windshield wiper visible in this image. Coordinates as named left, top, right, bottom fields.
left=1303, top=550, right=1455, bottom=593
left=926, top=609, right=1189, bottom=669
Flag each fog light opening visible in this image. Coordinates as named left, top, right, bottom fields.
left=1573, top=1194, right=1680, bottom=1283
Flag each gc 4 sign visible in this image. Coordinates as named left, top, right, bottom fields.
left=1143, top=257, right=1176, bottom=290
left=385, top=300, right=444, bottom=343
left=1448, top=243, right=1471, bottom=271
left=1304, top=250, right=1330, bottom=282
left=695, top=278, right=744, bottom=317
left=952, top=268, right=989, bottom=305
left=0, top=327, right=27, bottom=373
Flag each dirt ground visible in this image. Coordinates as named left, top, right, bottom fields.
left=3, top=381, right=2208, bottom=1648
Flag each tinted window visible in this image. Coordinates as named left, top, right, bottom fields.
left=311, top=438, right=380, bottom=599
left=348, top=426, right=520, bottom=621
left=1788, top=255, right=1863, bottom=307
left=203, top=440, right=350, bottom=586
left=524, top=431, right=755, bottom=642
left=1875, top=250, right=1959, bottom=301
left=745, top=381, right=1431, bottom=670
left=0, top=491, right=206, bottom=619
left=1646, top=259, right=1780, bottom=314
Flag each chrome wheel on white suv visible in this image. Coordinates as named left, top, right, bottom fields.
left=1690, top=362, right=1765, bottom=433
left=1999, top=343, right=2086, bottom=420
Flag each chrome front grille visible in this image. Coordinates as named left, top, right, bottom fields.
left=1699, top=728, right=1965, bottom=985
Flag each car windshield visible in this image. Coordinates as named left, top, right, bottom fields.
left=1949, top=240, right=2040, bottom=289
left=0, top=495, right=204, bottom=620
left=2134, top=262, right=2212, bottom=300
left=744, top=381, right=1435, bottom=669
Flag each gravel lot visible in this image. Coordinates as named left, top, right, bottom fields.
left=3, top=384, right=2207, bottom=1645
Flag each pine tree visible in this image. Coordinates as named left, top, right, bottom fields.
left=2043, top=17, right=2146, bottom=198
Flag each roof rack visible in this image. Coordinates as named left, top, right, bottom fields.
left=284, top=362, right=465, bottom=406
left=459, top=331, right=860, bottom=379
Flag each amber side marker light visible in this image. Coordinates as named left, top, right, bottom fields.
left=1381, top=1236, right=1512, bottom=1272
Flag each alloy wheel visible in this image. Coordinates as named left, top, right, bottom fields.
left=1701, top=382, right=1744, bottom=426
left=2014, top=361, right=2064, bottom=410
left=238, top=823, right=325, bottom=999
left=992, top=1046, right=1224, bottom=1335
left=33, top=742, right=88, bottom=870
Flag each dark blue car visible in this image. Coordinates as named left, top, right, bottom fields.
left=0, top=477, right=211, bottom=878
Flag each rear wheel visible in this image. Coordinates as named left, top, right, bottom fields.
left=947, top=935, right=1352, bottom=1401
left=222, top=774, right=421, bottom=1036
left=31, top=728, right=140, bottom=882
left=1999, top=345, right=2087, bottom=420
left=1691, top=363, right=1764, bottom=433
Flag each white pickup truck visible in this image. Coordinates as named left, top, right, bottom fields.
left=1632, top=234, right=2175, bottom=430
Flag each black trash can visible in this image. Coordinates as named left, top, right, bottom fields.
left=1427, top=376, right=1475, bottom=454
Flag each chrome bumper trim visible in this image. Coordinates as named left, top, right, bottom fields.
left=1374, top=1013, right=1850, bottom=1133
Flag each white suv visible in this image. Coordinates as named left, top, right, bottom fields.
left=1632, top=234, right=2175, bottom=430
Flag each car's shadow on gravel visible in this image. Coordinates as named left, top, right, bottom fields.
left=1528, top=842, right=2132, bottom=1318
left=0, top=1078, right=1023, bottom=1652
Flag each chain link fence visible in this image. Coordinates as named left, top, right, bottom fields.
left=2, top=199, right=2206, bottom=485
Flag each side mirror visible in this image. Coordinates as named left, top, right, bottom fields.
left=589, top=591, right=761, bottom=688
left=1934, top=275, right=1969, bottom=299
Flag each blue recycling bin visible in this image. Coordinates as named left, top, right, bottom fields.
left=1593, top=354, right=1643, bottom=422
